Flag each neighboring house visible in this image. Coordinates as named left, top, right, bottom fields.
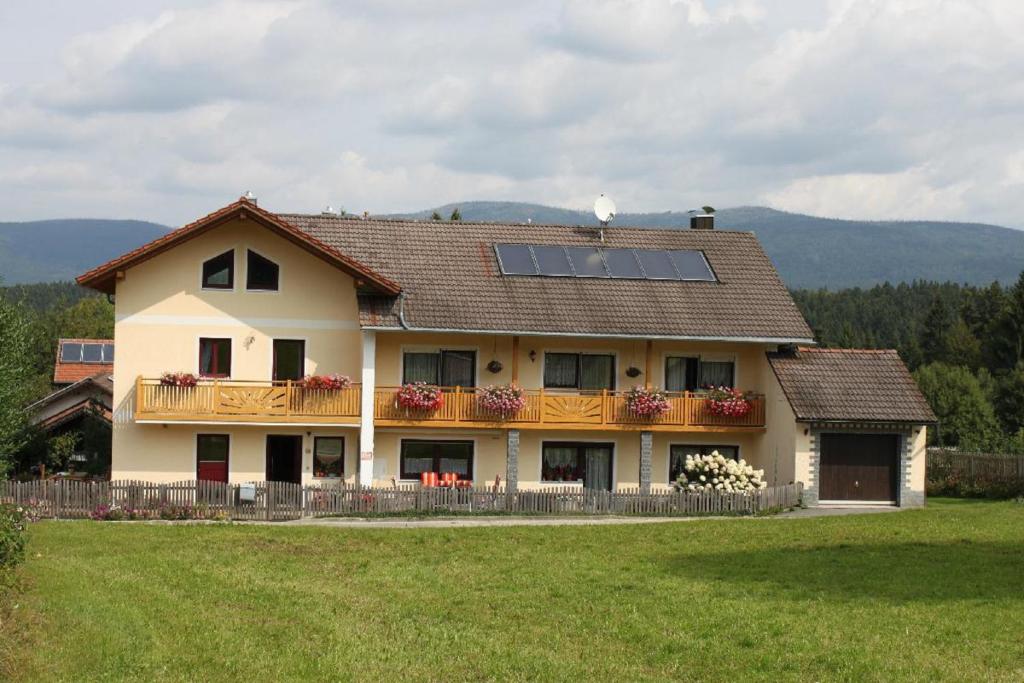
left=76, top=195, right=936, bottom=506
left=26, top=339, right=115, bottom=476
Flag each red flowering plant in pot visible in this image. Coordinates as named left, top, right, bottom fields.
left=704, top=386, right=752, bottom=418
left=624, top=386, right=671, bottom=419
left=300, top=374, right=352, bottom=391
left=476, top=383, right=526, bottom=419
left=160, top=371, right=198, bottom=387
left=396, top=382, right=444, bottom=412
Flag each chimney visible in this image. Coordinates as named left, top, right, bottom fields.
left=690, top=214, right=714, bottom=230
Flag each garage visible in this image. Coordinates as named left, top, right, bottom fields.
left=768, top=347, right=937, bottom=507
left=818, top=433, right=898, bottom=503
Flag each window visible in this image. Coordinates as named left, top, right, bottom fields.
left=669, top=444, right=739, bottom=483
left=402, top=350, right=476, bottom=387
left=543, top=353, right=615, bottom=390
left=400, top=440, right=473, bottom=481
left=197, top=434, right=229, bottom=483
left=199, top=338, right=231, bottom=377
left=59, top=342, right=113, bottom=363
left=246, top=250, right=279, bottom=291
left=541, top=442, right=613, bottom=490
left=665, top=357, right=735, bottom=391
left=202, top=250, right=234, bottom=289
left=313, top=437, right=344, bottom=478
left=273, top=339, right=305, bottom=381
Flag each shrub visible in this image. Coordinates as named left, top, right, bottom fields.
left=89, top=503, right=231, bottom=522
left=300, top=374, right=352, bottom=391
left=0, top=504, right=30, bottom=572
left=624, top=386, right=671, bottom=418
left=477, top=384, right=526, bottom=417
left=396, top=382, right=444, bottom=411
left=926, top=472, right=1024, bottom=499
left=674, top=450, right=766, bottom=493
left=704, top=387, right=752, bottom=418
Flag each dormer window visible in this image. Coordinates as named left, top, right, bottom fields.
left=202, top=250, right=234, bottom=289
left=247, top=250, right=279, bottom=291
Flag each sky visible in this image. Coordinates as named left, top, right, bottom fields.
left=1, top=0, right=1023, bottom=228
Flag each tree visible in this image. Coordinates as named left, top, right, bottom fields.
left=921, top=296, right=955, bottom=364
left=994, top=362, right=1024, bottom=436
left=430, top=211, right=442, bottom=221
left=0, top=299, right=35, bottom=473
left=913, top=363, right=1003, bottom=450
left=449, top=208, right=462, bottom=221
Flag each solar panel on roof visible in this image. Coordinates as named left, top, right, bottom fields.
left=60, top=342, right=83, bottom=362
left=494, top=244, right=716, bottom=283
left=494, top=244, right=537, bottom=275
left=603, top=249, right=644, bottom=278
left=669, top=250, right=716, bottom=281
left=102, top=343, right=115, bottom=362
left=82, top=343, right=103, bottom=362
left=635, top=250, right=678, bottom=280
left=566, top=247, right=608, bottom=277
left=532, top=246, right=573, bottom=276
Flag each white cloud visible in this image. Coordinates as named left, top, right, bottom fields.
left=0, top=0, right=1022, bottom=228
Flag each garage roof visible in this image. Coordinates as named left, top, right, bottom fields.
left=768, top=348, right=937, bottom=424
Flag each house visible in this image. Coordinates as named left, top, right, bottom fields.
left=26, top=339, right=115, bottom=477
left=76, top=195, right=936, bottom=506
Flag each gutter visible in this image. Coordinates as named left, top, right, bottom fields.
left=362, top=321, right=815, bottom=346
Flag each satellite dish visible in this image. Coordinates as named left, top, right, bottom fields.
left=594, top=194, right=616, bottom=224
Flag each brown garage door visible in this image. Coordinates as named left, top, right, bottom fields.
left=819, top=433, right=898, bottom=502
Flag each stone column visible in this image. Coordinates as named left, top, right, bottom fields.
left=640, top=431, right=653, bottom=494
left=358, top=330, right=376, bottom=487
left=506, top=429, right=520, bottom=494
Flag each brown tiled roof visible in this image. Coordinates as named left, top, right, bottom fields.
left=53, top=339, right=114, bottom=385
left=767, top=348, right=937, bottom=424
left=76, top=200, right=400, bottom=295
left=282, top=214, right=814, bottom=341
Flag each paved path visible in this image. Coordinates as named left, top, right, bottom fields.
left=264, top=505, right=901, bottom=529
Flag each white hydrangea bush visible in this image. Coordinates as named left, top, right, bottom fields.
left=674, top=450, right=767, bottom=493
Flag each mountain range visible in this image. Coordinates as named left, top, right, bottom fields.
left=2, top=204, right=1023, bottom=290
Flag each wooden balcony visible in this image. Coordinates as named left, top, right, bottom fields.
left=373, top=387, right=766, bottom=432
left=134, top=377, right=362, bottom=424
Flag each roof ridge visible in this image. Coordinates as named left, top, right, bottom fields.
left=278, top=212, right=756, bottom=235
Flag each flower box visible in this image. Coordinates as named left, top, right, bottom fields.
left=300, top=374, right=352, bottom=391
left=396, top=382, right=444, bottom=412
left=160, top=371, right=198, bottom=388
left=624, top=386, right=671, bottom=418
left=704, top=386, right=752, bottom=418
left=476, top=383, right=526, bottom=418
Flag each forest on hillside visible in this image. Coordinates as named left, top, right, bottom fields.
left=0, top=274, right=1022, bottom=477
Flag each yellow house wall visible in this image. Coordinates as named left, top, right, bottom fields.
left=908, top=425, right=927, bottom=495
left=374, top=331, right=770, bottom=392
left=110, top=423, right=359, bottom=484
left=111, top=217, right=363, bottom=480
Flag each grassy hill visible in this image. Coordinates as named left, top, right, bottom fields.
left=0, top=219, right=167, bottom=285
left=3, top=206, right=1024, bottom=289
left=395, top=202, right=1024, bottom=289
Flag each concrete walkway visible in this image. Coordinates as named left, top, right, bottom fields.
left=262, top=505, right=901, bottom=528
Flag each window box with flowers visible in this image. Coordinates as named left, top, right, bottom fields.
left=395, top=382, right=444, bottom=413
left=624, top=386, right=671, bottom=419
left=298, top=374, right=353, bottom=413
left=299, top=374, right=352, bottom=391
left=704, top=386, right=752, bottom=418
left=476, top=383, right=526, bottom=419
left=160, top=372, right=198, bottom=388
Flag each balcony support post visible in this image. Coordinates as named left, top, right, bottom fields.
left=359, top=330, right=376, bottom=487
left=506, top=429, right=519, bottom=495
left=644, top=339, right=653, bottom=389
left=639, top=430, right=653, bottom=494
left=511, top=335, right=520, bottom=383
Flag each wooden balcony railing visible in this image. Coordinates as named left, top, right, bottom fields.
left=134, top=377, right=765, bottom=431
left=373, top=387, right=766, bottom=432
left=134, top=377, right=362, bottom=424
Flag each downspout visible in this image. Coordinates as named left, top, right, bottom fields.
left=397, top=291, right=410, bottom=330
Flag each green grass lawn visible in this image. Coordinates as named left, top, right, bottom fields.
left=3, top=499, right=1024, bottom=682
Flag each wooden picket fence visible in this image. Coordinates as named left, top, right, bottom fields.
left=927, top=449, right=1024, bottom=482
left=0, top=479, right=802, bottom=521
